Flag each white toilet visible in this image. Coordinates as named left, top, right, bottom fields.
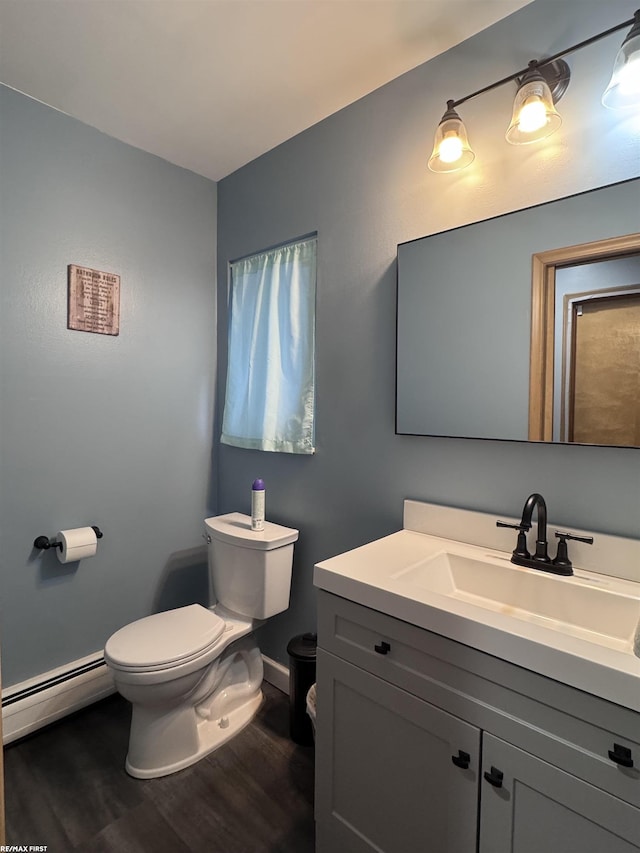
left=104, top=512, right=298, bottom=779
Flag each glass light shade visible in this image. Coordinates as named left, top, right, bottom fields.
left=505, top=72, right=562, bottom=144
left=428, top=107, right=475, bottom=173
left=602, top=17, right=640, bottom=109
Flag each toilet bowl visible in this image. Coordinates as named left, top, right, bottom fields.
left=104, top=513, right=298, bottom=778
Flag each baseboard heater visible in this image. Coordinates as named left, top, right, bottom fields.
left=2, top=652, right=290, bottom=745
left=2, top=652, right=115, bottom=745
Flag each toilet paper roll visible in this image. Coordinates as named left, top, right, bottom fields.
left=57, top=527, right=98, bottom=563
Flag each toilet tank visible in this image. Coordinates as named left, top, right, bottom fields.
left=204, top=512, right=299, bottom=619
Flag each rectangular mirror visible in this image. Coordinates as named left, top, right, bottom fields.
left=396, top=178, right=640, bottom=446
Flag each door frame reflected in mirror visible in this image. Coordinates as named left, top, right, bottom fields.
left=528, top=232, right=640, bottom=443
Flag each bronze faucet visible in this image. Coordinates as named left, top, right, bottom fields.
left=497, top=493, right=593, bottom=576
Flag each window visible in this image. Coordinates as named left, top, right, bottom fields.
left=221, top=235, right=316, bottom=454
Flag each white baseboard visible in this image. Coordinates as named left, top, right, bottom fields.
left=2, top=652, right=291, bottom=744
left=2, top=653, right=115, bottom=745
left=262, top=654, right=290, bottom=694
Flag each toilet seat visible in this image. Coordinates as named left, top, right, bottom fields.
left=105, top=604, right=225, bottom=673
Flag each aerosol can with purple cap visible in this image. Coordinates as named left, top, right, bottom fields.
left=251, top=478, right=265, bottom=531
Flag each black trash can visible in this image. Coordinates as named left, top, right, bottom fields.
left=287, top=632, right=317, bottom=745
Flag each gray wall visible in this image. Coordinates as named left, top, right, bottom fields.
left=217, top=0, right=640, bottom=665
left=0, top=86, right=218, bottom=686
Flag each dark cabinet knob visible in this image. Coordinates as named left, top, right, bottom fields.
left=451, top=750, right=470, bottom=769
left=483, top=766, right=504, bottom=788
left=374, top=641, right=391, bottom=655
left=608, top=743, right=634, bottom=768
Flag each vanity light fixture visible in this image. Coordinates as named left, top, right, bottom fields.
left=428, top=10, right=640, bottom=173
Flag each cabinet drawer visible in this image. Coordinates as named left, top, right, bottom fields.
left=317, top=590, right=640, bottom=808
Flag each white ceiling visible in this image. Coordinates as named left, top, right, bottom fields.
left=0, top=0, right=530, bottom=181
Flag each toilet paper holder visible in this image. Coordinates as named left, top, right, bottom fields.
left=34, top=526, right=103, bottom=551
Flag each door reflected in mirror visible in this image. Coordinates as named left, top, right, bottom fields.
left=568, top=294, right=640, bottom=445
left=530, top=234, right=640, bottom=446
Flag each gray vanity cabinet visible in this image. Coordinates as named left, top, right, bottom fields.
left=315, top=651, right=480, bottom=852
left=315, top=590, right=640, bottom=853
left=480, top=734, right=640, bottom=853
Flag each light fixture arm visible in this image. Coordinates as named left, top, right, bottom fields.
left=448, top=11, right=638, bottom=110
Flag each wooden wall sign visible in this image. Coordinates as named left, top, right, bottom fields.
left=68, top=264, right=120, bottom=336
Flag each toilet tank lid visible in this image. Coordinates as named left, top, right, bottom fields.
left=205, top=512, right=298, bottom=550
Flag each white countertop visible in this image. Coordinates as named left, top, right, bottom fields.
left=314, top=527, right=640, bottom=713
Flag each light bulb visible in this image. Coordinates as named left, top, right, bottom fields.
left=428, top=103, right=475, bottom=173
left=438, top=133, right=463, bottom=164
left=617, top=54, right=640, bottom=98
left=506, top=70, right=562, bottom=145
left=517, top=97, right=547, bottom=133
left=602, top=12, right=640, bottom=109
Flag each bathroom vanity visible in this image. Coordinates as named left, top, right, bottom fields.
left=313, top=501, right=640, bottom=853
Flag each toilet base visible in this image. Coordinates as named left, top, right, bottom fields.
left=125, top=689, right=264, bottom=779
left=121, top=631, right=266, bottom=779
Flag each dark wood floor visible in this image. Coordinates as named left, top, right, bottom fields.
left=4, top=681, right=315, bottom=852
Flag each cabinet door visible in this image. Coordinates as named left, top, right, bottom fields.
left=315, top=650, right=480, bottom=853
left=479, top=733, right=640, bottom=853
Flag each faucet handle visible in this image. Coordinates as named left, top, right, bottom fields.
left=496, top=520, right=531, bottom=559
left=552, top=531, right=594, bottom=574
left=555, top=531, right=594, bottom=546
left=496, top=520, right=531, bottom=532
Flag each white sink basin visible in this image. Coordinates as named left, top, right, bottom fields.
left=393, top=551, right=640, bottom=652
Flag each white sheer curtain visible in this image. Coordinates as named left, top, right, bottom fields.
left=221, top=236, right=316, bottom=454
